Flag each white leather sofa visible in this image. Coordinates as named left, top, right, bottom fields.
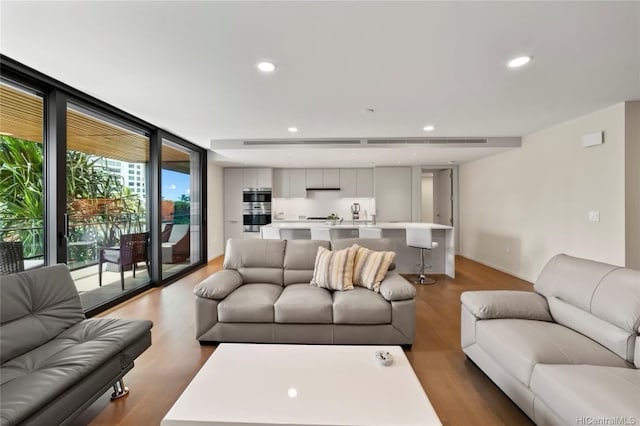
left=461, top=254, right=640, bottom=425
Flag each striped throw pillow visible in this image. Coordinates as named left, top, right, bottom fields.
left=310, top=245, right=358, bottom=291
left=352, top=244, right=396, bottom=292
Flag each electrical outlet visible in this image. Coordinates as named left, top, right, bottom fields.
left=588, top=211, right=600, bottom=222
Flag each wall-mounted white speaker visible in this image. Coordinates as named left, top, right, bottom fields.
left=581, top=131, right=604, bottom=148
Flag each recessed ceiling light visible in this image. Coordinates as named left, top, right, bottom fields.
left=257, top=61, right=276, bottom=72
left=448, top=160, right=456, bottom=164
left=507, top=56, right=532, bottom=68
left=423, top=125, right=435, bottom=132
left=362, top=108, right=375, bottom=114
left=287, top=127, right=298, bottom=133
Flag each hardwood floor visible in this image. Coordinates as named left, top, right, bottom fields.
left=73, top=255, right=535, bottom=426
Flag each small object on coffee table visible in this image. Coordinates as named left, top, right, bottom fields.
left=375, top=350, right=393, bottom=366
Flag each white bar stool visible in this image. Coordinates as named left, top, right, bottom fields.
left=405, top=226, right=439, bottom=285
left=261, top=227, right=281, bottom=239
left=358, top=227, right=383, bottom=238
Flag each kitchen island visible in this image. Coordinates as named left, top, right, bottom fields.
left=262, top=221, right=455, bottom=278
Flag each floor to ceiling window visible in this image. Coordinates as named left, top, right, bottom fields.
left=65, top=102, right=151, bottom=310
left=0, top=56, right=207, bottom=315
left=161, top=138, right=202, bottom=279
left=0, top=79, right=45, bottom=273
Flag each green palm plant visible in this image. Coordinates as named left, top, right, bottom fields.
left=0, top=135, right=145, bottom=262
left=0, top=135, right=45, bottom=258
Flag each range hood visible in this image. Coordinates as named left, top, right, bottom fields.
left=306, top=187, right=341, bottom=191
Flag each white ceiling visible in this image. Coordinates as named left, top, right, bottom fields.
left=1, top=1, right=639, bottom=167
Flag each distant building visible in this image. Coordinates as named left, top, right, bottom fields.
left=101, top=159, right=147, bottom=199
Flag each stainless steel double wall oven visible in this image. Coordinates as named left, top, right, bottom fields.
left=242, top=188, right=272, bottom=232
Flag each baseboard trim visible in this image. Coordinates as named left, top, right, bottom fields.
left=459, top=254, right=534, bottom=283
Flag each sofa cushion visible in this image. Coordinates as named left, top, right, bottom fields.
left=333, top=288, right=391, bottom=324
left=224, top=239, right=285, bottom=285
left=274, top=284, right=333, bottom=324
left=331, top=238, right=396, bottom=271
left=476, top=319, right=629, bottom=386
left=283, top=240, right=331, bottom=286
left=193, top=270, right=243, bottom=300
left=217, top=284, right=282, bottom=322
left=533, top=254, right=640, bottom=363
left=310, top=245, right=358, bottom=291
left=352, top=245, right=396, bottom=292
left=530, top=365, right=640, bottom=425
left=460, top=291, right=553, bottom=321
left=0, top=264, right=85, bottom=363
left=379, top=273, right=417, bottom=302
left=547, top=296, right=636, bottom=361
left=534, top=254, right=618, bottom=306
left=0, top=317, right=152, bottom=425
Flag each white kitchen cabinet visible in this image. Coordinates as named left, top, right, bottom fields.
left=356, top=168, right=374, bottom=197
left=323, top=169, right=340, bottom=188
left=257, top=168, right=272, bottom=188
left=242, top=168, right=272, bottom=189
left=339, top=169, right=357, bottom=197
left=305, top=169, right=323, bottom=188
left=223, top=168, right=243, bottom=220
left=242, top=168, right=258, bottom=189
left=307, top=168, right=340, bottom=189
left=374, top=167, right=412, bottom=221
left=224, top=220, right=243, bottom=244
left=289, top=169, right=307, bottom=198
left=272, top=169, right=290, bottom=198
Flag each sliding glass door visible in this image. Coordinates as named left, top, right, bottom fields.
left=65, top=102, right=151, bottom=308
left=1, top=57, right=207, bottom=314
left=0, top=79, right=45, bottom=272
left=161, top=138, right=202, bottom=279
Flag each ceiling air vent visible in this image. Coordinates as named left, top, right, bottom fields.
left=243, top=139, right=361, bottom=146
left=366, top=139, right=425, bottom=145
left=366, top=138, right=488, bottom=145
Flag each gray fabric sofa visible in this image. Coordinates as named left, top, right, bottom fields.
left=194, top=238, right=416, bottom=345
left=0, top=264, right=153, bottom=426
left=461, top=254, right=640, bottom=425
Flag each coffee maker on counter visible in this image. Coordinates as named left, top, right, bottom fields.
left=350, top=203, right=360, bottom=223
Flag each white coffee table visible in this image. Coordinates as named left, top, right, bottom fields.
left=162, top=344, right=441, bottom=426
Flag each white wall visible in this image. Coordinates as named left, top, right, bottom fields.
left=206, top=151, right=224, bottom=260
left=421, top=175, right=434, bottom=222
left=459, top=103, right=626, bottom=282
left=626, top=102, right=640, bottom=268
left=411, top=166, right=421, bottom=222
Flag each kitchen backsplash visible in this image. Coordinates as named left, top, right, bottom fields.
left=273, top=196, right=375, bottom=220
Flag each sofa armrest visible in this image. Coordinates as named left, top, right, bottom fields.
left=460, top=290, right=553, bottom=321
left=379, top=273, right=416, bottom=302
left=194, top=270, right=243, bottom=300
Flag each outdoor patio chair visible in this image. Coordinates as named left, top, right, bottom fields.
left=98, top=232, right=149, bottom=290
left=0, top=241, right=25, bottom=275
left=161, top=224, right=190, bottom=264
left=161, top=223, right=174, bottom=242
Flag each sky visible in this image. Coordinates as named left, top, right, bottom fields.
left=162, top=169, right=190, bottom=201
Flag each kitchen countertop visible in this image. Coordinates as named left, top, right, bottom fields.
left=271, top=219, right=372, bottom=224
left=264, top=221, right=453, bottom=230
